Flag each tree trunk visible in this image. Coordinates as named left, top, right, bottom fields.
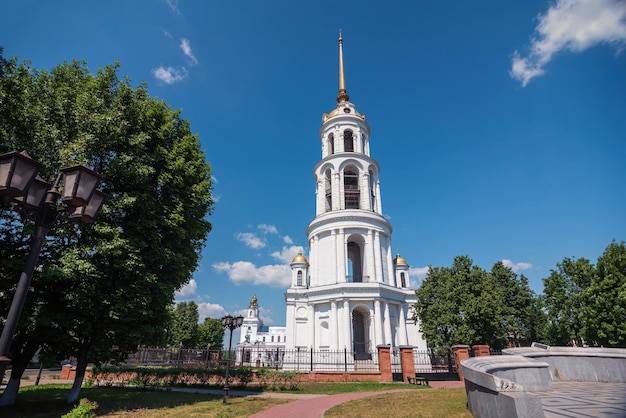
left=0, top=353, right=30, bottom=406
left=66, top=341, right=90, bottom=404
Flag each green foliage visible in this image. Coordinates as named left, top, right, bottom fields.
left=414, top=255, right=544, bottom=353
left=197, top=317, right=225, bottom=350
left=541, top=240, right=626, bottom=347
left=542, top=256, right=594, bottom=346
left=583, top=241, right=626, bottom=347
left=255, top=369, right=302, bottom=391
left=168, top=301, right=200, bottom=347
left=89, top=365, right=255, bottom=388
left=0, top=55, right=214, bottom=400
left=61, top=398, right=98, bottom=418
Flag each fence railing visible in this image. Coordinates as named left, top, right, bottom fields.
left=124, top=346, right=445, bottom=373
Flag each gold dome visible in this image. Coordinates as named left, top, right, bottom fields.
left=249, top=294, right=258, bottom=308
left=394, top=254, right=408, bottom=266
left=292, top=252, right=308, bottom=263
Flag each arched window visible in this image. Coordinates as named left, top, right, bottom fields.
left=325, top=170, right=332, bottom=212
left=329, top=133, right=335, bottom=155
left=297, top=270, right=303, bottom=286
left=344, top=130, right=354, bottom=152
left=401, top=272, right=406, bottom=288
left=344, top=167, right=359, bottom=209
left=347, top=241, right=363, bottom=282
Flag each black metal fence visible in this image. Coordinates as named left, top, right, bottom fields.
left=124, top=347, right=224, bottom=367
left=281, top=348, right=380, bottom=371
left=124, top=346, right=447, bottom=374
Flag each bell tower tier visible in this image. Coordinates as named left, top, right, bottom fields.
left=284, top=34, right=427, bottom=363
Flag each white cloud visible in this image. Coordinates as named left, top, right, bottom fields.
left=236, top=232, right=266, bottom=249
left=152, top=66, right=188, bottom=84
left=213, top=261, right=291, bottom=288
left=197, top=302, right=226, bottom=321
left=283, top=235, right=294, bottom=245
left=175, top=279, right=197, bottom=300
left=271, top=245, right=304, bottom=263
left=180, top=39, right=198, bottom=65
left=511, top=0, right=626, bottom=86
left=502, top=259, right=533, bottom=273
left=258, top=224, right=279, bottom=234
left=164, top=0, right=180, bottom=14
left=409, top=266, right=430, bottom=280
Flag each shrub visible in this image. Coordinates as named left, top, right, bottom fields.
left=62, top=398, right=98, bottom=418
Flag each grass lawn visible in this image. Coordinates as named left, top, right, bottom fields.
left=0, top=382, right=470, bottom=417
left=325, top=388, right=472, bottom=418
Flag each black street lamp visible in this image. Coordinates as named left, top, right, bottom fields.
left=0, top=150, right=106, bottom=378
left=221, top=314, right=243, bottom=405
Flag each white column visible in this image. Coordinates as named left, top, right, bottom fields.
left=343, top=300, right=351, bottom=350
left=398, top=304, right=408, bottom=346
left=366, top=230, right=375, bottom=283
left=360, top=172, right=369, bottom=210
left=308, top=304, right=315, bottom=349
left=374, top=231, right=383, bottom=282
left=374, top=300, right=383, bottom=346
left=383, top=301, right=392, bottom=346
left=386, top=242, right=395, bottom=286
left=375, top=181, right=382, bottom=214
left=337, top=228, right=346, bottom=282
left=332, top=171, right=341, bottom=211
left=316, top=179, right=323, bottom=216
left=312, top=236, right=319, bottom=288
left=331, top=229, right=337, bottom=284
left=331, top=300, right=338, bottom=350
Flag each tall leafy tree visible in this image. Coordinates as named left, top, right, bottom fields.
left=168, top=302, right=200, bottom=348
left=542, top=257, right=594, bottom=346
left=582, top=241, right=626, bottom=347
left=414, top=256, right=544, bottom=354
left=490, top=262, right=545, bottom=347
left=0, top=56, right=213, bottom=404
left=197, top=317, right=225, bottom=350
left=414, top=256, right=504, bottom=354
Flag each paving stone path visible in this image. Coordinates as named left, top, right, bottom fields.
left=529, top=382, right=626, bottom=418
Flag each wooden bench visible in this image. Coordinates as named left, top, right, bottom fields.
left=407, top=375, right=429, bottom=385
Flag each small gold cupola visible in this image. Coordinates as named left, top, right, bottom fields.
left=291, top=252, right=308, bottom=264
left=394, top=254, right=408, bottom=266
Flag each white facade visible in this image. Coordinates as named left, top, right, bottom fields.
left=237, top=295, right=286, bottom=367
left=283, top=35, right=428, bottom=361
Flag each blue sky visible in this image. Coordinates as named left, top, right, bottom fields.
left=3, top=1, right=625, bottom=333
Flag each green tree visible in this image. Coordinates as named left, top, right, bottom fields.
left=0, top=56, right=213, bottom=404
left=414, top=256, right=545, bottom=354
left=542, top=257, right=594, bottom=346
left=490, top=262, right=545, bottom=347
left=197, top=317, right=225, bottom=350
left=168, top=301, right=200, bottom=348
left=582, top=241, right=626, bottom=347
left=414, top=256, right=504, bottom=354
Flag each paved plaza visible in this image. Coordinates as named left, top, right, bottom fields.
left=529, top=382, right=626, bottom=418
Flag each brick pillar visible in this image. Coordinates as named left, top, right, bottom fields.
left=377, top=345, right=392, bottom=382
left=451, top=344, right=470, bottom=382
left=472, top=344, right=490, bottom=357
left=399, top=346, right=415, bottom=383
left=61, top=364, right=73, bottom=379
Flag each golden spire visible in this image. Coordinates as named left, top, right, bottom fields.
left=336, top=30, right=350, bottom=103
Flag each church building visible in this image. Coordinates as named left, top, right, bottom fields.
left=283, top=34, right=428, bottom=360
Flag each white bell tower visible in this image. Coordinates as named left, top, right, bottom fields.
left=284, top=34, right=427, bottom=359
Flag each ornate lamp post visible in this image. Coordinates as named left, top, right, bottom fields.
left=0, top=151, right=106, bottom=378
left=221, top=314, right=243, bottom=405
